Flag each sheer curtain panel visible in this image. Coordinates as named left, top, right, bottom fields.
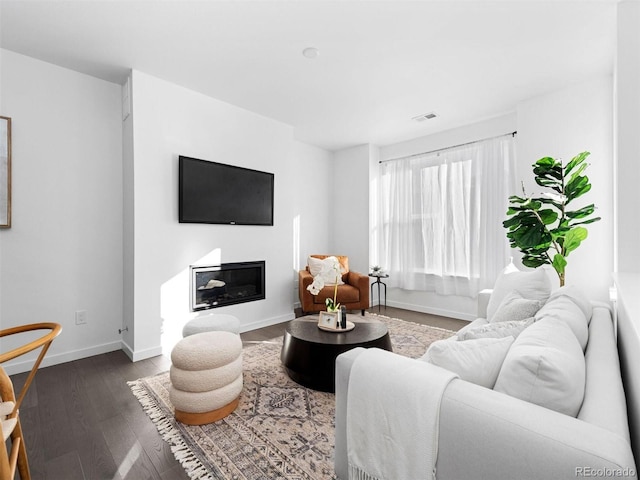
left=379, top=135, right=516, bottom=297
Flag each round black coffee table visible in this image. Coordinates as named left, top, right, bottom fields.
left=281, top=315, right=392, bottom=392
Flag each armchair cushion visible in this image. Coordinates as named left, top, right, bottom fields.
left=308, top=254, right=350, bottom=282
left=307, top=255, right=345, bottom=285
left=310, top=284, right=360, bottom=305
left=299, top=255, right=369, bottom=314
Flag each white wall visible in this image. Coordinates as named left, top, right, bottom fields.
left=381, top=113, right=517, bottom=162
left=615, top=0, right=640, bottom=273
left=124, top=71, right=333, bottom=359
left=516, top=76, right=614, bottom=302
left=332, top=144, right=372, bottom=274
left=291, top=141, right=333, bottom=304
left=0, top=50, right=123, bottom=373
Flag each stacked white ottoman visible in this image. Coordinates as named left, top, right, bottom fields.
left=169, top=330, right=243, bottom=425
left=182, top=313, right=240, bottom=337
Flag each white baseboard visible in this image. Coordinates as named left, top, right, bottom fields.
left=3, top=312, right=300, bottom=375
left=3, top=340, right=122, bottom=376
left=124, top=313, right=295, bottom=363
left=240, top=312, right=295, bottom=333
left=121, top=339, right=134, bottom=361
left=385, top=299, right=475, bottom=322
left=127, top=344, right=163, bottom=362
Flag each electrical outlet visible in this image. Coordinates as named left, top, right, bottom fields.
left=75, top=310, right=87, bottom=325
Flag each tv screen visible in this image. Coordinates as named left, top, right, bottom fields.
left=179, top=156, right=274, bottom=226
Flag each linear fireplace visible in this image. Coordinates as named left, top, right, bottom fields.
left=190, top=261, right=266, bottom=311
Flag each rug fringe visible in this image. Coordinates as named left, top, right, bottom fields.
left=128, top=380, right=213, bottom=480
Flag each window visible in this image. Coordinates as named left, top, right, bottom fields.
left=378, top=135, right=516, bottom=297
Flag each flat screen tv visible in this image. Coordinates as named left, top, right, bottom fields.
left=179, top=156, right=274, bottom=226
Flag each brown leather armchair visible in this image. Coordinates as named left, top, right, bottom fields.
left=298, top=255, right=369, bottom=315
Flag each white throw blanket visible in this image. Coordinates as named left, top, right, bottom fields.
left=346, top=348, right=458, bottom=480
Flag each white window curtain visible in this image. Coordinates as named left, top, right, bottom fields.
left=378, top=134, right=516, bottom=297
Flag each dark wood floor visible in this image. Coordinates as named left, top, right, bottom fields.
left=9, top=306, right=465, bottom=479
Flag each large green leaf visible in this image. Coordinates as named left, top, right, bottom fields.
left=538, top=209, right=558, bottom=225
left=564, top=152, right=590, bottom=176
left=563, top=227, right=588, bottom=255
left=504, top=210, right=543, bottom=229
left=567, top=162, right=588, bottom=185
left=566, top=176, right=591, bottom=200
left=508, top=195, right=529, bottom=204
left=535, top=157, right=557, bottom=168
left=508, top=223, right=552, bottom=249
left=523, top=256, right=549, bottom=268
left=534, top=157, right=563, bottom=187
left=552, top=253, right=568, bottom=275
left=566, top=204, right=596, bottom=219
left=538, top=197, right=564, bottom=209
left=569, top=216, right=601, bottom=227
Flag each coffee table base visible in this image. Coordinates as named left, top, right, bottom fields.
left=281, top=316, right=392, bottom=392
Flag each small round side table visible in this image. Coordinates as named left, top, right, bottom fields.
left=369, top=273, right=389, bottom=312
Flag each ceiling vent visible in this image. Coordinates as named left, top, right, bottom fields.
left=412, top=112, right=438, bottom=122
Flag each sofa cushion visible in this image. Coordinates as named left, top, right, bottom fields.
left=455, top=318, right=488, bottom=339
left=458, top=317, right=534, bottom=341
left=494, top=318, right=585, bottom=417
left=486, top=264, right=551, bottom=321
left=490, top=291, right=543, bottom=323
left=546, top=285, right=593, bottom=323
left=535, top=294, right=589, bottom=351
left=308, top=255, right=345, bottom=285
left=421, top=336, right=514, bottom=389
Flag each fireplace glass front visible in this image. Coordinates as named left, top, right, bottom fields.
left=190, top=261, right=265, bottom=311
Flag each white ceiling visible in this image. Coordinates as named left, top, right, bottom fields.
left=0, top=0, right=617, bottom=151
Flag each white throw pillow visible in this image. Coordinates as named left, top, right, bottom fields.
left=421, top=336, right=514, bottom=389
left=490, top=291, right=543, bottom=323
left=455, top=318, right=489, bottom=339
left=458, top=317, right=534, bottom=341
left=486, top=265, right=551, bottom=321
left=534, top=295, right=589, bottom=351
left=494, top=318, right=586, bottom=417
left=308, top=256, right=344, bottom=285
left=547, top=285, right=593, bottom=323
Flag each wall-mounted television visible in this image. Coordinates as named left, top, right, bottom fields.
left=179, top=156, right=274, bottom=226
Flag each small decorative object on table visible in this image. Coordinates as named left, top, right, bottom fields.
left=318, top=310, right=355, bottom=332
left=370, top=265, right=385, bottom=277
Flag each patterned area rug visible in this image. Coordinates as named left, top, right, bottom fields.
left=128, top=314, right=455, bottom=480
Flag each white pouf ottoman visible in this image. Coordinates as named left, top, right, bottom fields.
left=169, top=330, right=243, bottom=425
left=182, top=313, right=240, bottom=337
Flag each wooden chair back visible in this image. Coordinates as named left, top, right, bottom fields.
left=0, top=322, right=62, bottom=480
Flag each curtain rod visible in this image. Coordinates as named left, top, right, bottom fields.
left=379, top=130, right=517, bottom=164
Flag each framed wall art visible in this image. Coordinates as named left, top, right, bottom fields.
left=0, top=116, right=11, bottom=228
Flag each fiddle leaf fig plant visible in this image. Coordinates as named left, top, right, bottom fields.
left=503, top=151, right=601, bottom=286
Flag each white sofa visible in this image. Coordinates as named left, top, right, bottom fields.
left=334, top=271, right=637, bottom=480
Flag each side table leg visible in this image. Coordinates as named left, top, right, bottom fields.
left=382, top=280, right=387, bottom=308
left=370, top=282, right=375, bottom=309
